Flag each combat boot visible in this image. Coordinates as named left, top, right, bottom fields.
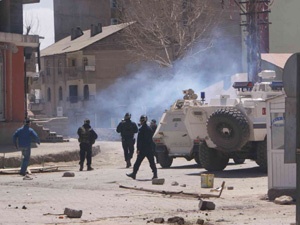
left=87, top=166, right=94, bottom=171
left=126, top=172, right=136, bottom=180
left=79, top=163, right=83, bottom=171
left=152, top=171, right=158, bottom=179
left=126, top=160, right=131, bottom=168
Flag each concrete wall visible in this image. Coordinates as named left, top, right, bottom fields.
left=54, top=0, right=112, bottom=42
left=269, top=0, right=300, bottom=53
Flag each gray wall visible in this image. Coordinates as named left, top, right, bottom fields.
left=54, top=0, right=112, bottom=42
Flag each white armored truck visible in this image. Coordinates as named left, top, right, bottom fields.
left=153, top=71, right=285, bottom=172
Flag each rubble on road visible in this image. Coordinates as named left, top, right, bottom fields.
left=64, top=207, right=82, bottom=218
left=274, top=195, right=294, bottom=205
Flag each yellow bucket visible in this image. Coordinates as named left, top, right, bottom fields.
left=201, top=174, right=214, bottom=188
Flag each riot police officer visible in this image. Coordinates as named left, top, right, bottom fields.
left=126, top=115, right=158, bottom=180
left=116, top=113, right=138, bottom=168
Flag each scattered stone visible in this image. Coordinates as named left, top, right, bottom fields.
left=22, top=205, right=27, bottom=210
left=180, top=184, right=186, bottom=187
left=227, top=186, right=234, bottom=190
left=64, top=207, right=82, bottom=218
left=171, top=181, right=179, bottom=186
left=274, top=195, right=293, bottom=205
left=152, top=178, right=165, bottom=185
left=167, top=216, right=184, bottom=225
left=198, top=200, right=216, bottom=210
left=62, top=172, right=75, bottom=177
left=153, top=217, right=164, bottom=223
left=196, top=218, right=205, bottom=224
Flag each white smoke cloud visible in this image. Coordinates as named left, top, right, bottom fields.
left=90, top=35, right=244, bottom=128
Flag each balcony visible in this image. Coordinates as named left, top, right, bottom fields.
left=29, top=99, right=45, bottom=112
left=67, top=95, right=96, bottom=104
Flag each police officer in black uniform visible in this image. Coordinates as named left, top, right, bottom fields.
left=77, top=119, right=98, bottom=171
left=126, top=115, right=158, bottom=180
left=116, top=113, right=138, bottom=168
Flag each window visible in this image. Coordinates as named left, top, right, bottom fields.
left=83, top=57, right=88, bottom=67
left=111, top=18, right=118, bottom=25
left=69, top=85, right=78, bottom=103
left=271, top=112, right=284, bottom=149
left=84, top=85, right=89, bottom=100
left=46, top=60, right=51, bottom=76
left=110, top=0, right=117, bottom=8
left=47, top=87, right=51, bottom=102
left=58, top=86, right=63, bottom=101
left=58, top=59, right=62, bottom=75
left=71, top=59, right=76, bottom=67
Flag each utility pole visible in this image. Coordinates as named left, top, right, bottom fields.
left=235, top=0, right=271, bottom=82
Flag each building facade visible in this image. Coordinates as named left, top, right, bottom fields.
left=269, top=0, right=300, bottom=53
left=29, top=23, right=136, bottom=129
left=53, top=0, right=116, bottom=42
left=0, top=0, right=40, bottom=145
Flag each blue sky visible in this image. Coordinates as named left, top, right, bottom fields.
left=23, top=0, right=54, bottom=50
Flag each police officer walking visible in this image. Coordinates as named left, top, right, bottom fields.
left=126, top=115, right=158, bottom=180
left=116, top=113, right=138, bottom=168
left=77, top=119, right=98, bottom=171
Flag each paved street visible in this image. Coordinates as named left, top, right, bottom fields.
left=0, top=141, right=296, bottom=225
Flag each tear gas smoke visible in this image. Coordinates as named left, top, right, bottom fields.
left=85, top=37, right=244, bottom=128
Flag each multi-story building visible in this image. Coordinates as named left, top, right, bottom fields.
left=0, top=0, right=40, bottom=145
left=54, top=0, right=117, bottom=42
left=30, top=23, right=136, bottom=129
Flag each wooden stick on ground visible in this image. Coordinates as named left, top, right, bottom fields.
left=119, top=181, right=225, bottom=199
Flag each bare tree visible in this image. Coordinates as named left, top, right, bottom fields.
left=117, top=0, right=229, bottom=67
left=23, top=11, right=40, bottom=35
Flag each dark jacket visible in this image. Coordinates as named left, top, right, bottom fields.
left=13, top=124, right=40, bottom=148
left=137, top=123, right=153, bottom=152
left=77, top=124, right=98, bottom=145
left=150, top=123, right=157, bottom=136
left=116, top=119, right=138, bottom=139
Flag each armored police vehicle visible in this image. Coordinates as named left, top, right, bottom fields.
left=153, top=71, right=285, bottom=172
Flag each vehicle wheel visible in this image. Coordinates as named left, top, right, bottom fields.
left=233, top=157, right=245, bottom=164
left=207, top=108, right=250, bottom=151
left=157, top=151, right=173, bottom=168
left=199, top=142, right=229, bottom=171
left=255, top=138, right=267, bottom=173
left=194, top=151, right=202, bottom=167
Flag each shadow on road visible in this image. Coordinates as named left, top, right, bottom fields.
left=186, top=166, right=266, bottom=178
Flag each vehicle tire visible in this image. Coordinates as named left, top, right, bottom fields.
left=255, top=138, right=267, bottom=173
left=233, top=157, right=245, bottom=164
left=198, top=142, right=229, bottom=171
left=157, top=151, right=173, bottom=168
left=194, top=151, right=202, bottom=167
left=207, top=108, right=250, bottom=151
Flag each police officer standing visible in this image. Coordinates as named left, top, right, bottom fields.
left=77, top=119, right=98, bottom=171
left=116, top=113, right=138, bottom=168
left=126, top=115, right=158, bottom=180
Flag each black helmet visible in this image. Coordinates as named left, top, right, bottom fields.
left=140, top=115, right=147, bottom=124
left=151, top=119, right=156, bottom=124
left=124, top=113, right=131, bottom=120
left=84, top=119, right=90, bottom=125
